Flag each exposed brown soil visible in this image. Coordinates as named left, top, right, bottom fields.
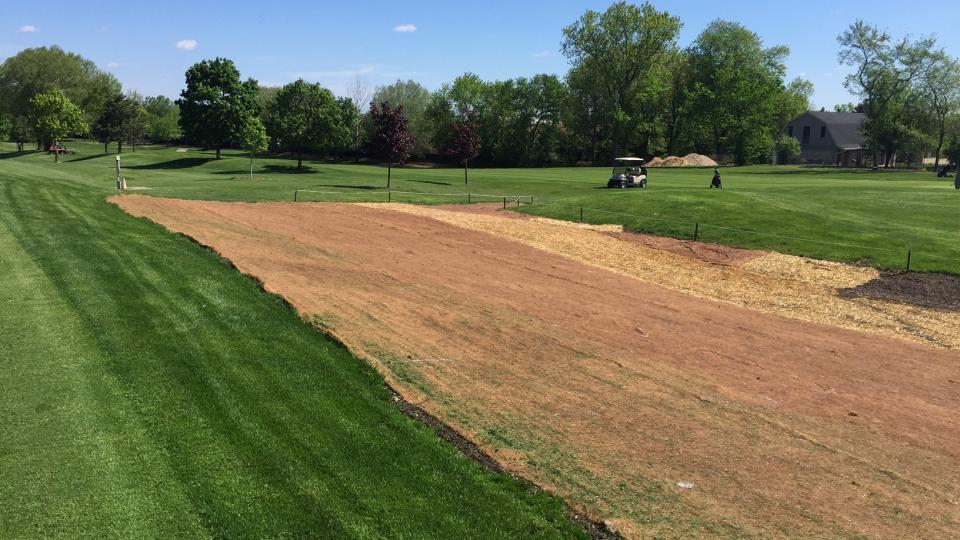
left=841, top=272, right=960, bottom=312
left=112, top=195, right=960, bottom=539
left=648, top=153, right=719, bottom=167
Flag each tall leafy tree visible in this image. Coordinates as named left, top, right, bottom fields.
left=373, top=80, right=433, bottom=156
left=447, top=110, right=481, bottom=185
left=91, top=94, right=148, bottom=154
left=143, top=96, right=182, bottom=143
left=562, top=1, right=681, bottom=159
left=29, top=89, right=87, bottom=162
left=0, top=115, right=9, bottom=144
left=177, top=58, right=260, bottom=159
left=684, top=20, right=808, bottom=164
left=0, top=46, right=119, bottom=135
left=265, top=79, right=352, bottom=168
left=922, top=54, right=960, bottom=169
left=838, top=20, right=939, bottom=167
left=367, top=102, right=414, bottom=188
left=7, top=115, right=32, bottom=152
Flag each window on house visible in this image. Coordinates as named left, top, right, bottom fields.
left=820, top=126, right=826, bottom=138
left=802, top=126, right=810, bottom=144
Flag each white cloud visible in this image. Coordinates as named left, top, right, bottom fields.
left=531, top=50, right=550, bottom=58
left=394, top=24, right=417, bottom=33
left=106, top=62, right=120, bottom=69
left=176, top=39, right=198, bottom=51
left=19, top=25, right=37, bottom=33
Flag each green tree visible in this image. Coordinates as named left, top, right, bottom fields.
left=0, top=46, right=119, bottom=141
left=373, top=80, right=433, bottom=156
left=91, top=94, right=148, bottom=154
left=922, top=54, right=960, bottom=169
left=265, top=79, right=352, bottom=168
left=773, top=133, right=801, bottom=164
left=240, top=117, right=269, bottom=180
left=562, top=1, right=681, bottom=159
left=143, top=96, right=182, bottom=143
left=944, top=134, right=960, bottom=166
left=684, top=20, right=808, bottom=164
left=177, top=58, right=260, bottom=159
left=425, top=73, right=487, bottom=155
left=29, top=89, right=87, bottom=162
left=7, top=115, right=32, bottom=152
left=839, top=20, right=939, bottom=167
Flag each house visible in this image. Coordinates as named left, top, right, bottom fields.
left=784, top=111, right=867, bottom=166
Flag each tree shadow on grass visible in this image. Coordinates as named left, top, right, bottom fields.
left=127, top=157, right=216, bottom=170
left=312, top=184, right=381, bottom=190
left=0, top=150, right=36, bottom=160
left=839, top=272, right=960, bottom=312
left=409, top=179, right=453, bottom=186
left=66, top=153, right=111, bottom=163
left=261, top=164, right=319, bottom=174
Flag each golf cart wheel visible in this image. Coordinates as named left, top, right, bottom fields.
left=640, top=179, right=647, bottom=188
left=620, top=180, right=627, bottom=189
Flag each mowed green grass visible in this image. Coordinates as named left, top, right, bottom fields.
left=1, top=141, right=956, bottom=537
left=8, top=140, right=956, bottom=273
left=0, top=144, right=586, bottom=538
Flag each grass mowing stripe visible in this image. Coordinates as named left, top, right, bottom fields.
left=0, top=197, right=207, bottom=537
left=0, top=170, right=585, bottom=537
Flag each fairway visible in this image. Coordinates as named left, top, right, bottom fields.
left=6, top=141, right=957, bottom=274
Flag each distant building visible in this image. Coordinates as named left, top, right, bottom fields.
left=784, top=111, right=866, bottom=166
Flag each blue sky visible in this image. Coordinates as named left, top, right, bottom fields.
left=2, top=0, right=958, bottom=109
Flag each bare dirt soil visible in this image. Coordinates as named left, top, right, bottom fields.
left=113, top=195, right=960, bottom=539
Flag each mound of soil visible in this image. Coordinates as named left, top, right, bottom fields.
left=648, top=153, right=718, bottom=167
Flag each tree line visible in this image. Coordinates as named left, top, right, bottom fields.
left=2, top=2, right=958, bottom=168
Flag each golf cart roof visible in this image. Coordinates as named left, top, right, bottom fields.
left=614, top=157, right=645, bottom=162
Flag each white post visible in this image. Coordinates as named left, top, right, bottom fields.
left=115, top=155, right=122, bottom=190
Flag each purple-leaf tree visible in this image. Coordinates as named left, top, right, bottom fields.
left=368, top=101, right=414, bottom=188
left=447, top=110, right=481, bottom=185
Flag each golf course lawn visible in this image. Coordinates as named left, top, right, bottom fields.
left=1, top=140, right=957, bottom=536
left=0, top=143, right=586, bottom=538
left=7, top=141, right=956, bottom=273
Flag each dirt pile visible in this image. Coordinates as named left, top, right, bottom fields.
left=648, top=153, right=718, bottom=167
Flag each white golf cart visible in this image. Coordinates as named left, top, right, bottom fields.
left=607, top=157, right=648, bottom=188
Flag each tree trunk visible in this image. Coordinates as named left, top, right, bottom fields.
left=216, top=147, right=221, bottom=160
left=117, top=141, right=123, bottom=154
left=104, top=142, right=108, bottom=154
left=250, top=152, right=254, bottom=180
left=387, top=162, right=392, bottom=189
left=934, top=127, right=945, bottom=170
left=464, top=160, right=468, bottom=185
left=297, top=149, right=303, bottom=169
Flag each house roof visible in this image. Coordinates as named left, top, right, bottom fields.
left=802, top=111, right=867, bottom=150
